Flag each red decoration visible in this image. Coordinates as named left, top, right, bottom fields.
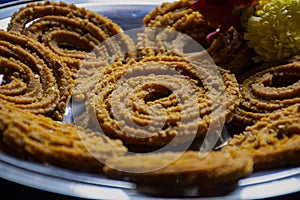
left=192, top=0, right=254, bottom=43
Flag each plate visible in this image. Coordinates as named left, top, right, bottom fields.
left=0, top=1, right=300, bottom=199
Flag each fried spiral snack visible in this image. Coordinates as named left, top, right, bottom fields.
left=0, top=30, right=72, bottom=120
left=7, top=1, right=125, bottom=62
left=86, top=55, right=240, bottom=147
left=0, top=101, right=127, bottom=172
left=231, top=60, right=300, bottom=131
left=136, top=27, right=207, bottom=62
left=103, top=150, right=253, bottom=197
left=224, top=105, right=300, bottom=171
left=143, top=0, right=254, bottom=74
left=206, top=26, right=254, bottom=74
left=7, top=1, right=136, bottom=92
left=143, top=0, right=213, bottom=49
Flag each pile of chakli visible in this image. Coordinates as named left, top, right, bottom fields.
left=1, top=0, right=300, bottom=198
left=227, top=0, right=300, bottom=133
left=185, top=0, right=300, bottom=170
left=189, top=0, right=300, bottom=169
left=0, top=1, right=133, bottom=172
left=110, top=0, right=300, bottom=193
left=0, top=0, right=249, bottom=197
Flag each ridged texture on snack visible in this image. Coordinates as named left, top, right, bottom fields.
left=135, top=27, right=209, bottom=63
left=143, top=0, right=254, bottom=74
left=143, top=0, right=213, bottom=48
left=87, top=55, right=240, bottom=147
left=231, top=60, right=300, bottom=131
left=207, top=26, right=254, bottom=74
left=103, top=150, right=253, bottom=197
left=225, top=104, right=300, bottom=170
left=7, top=0, right=136, bottom=102
left=7, top=0, right=126, bottom=66
left=0, top=30, right=72, bottom=120
left=0, top=101, right=127, bottom=172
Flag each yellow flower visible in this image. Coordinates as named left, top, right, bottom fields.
left=244, top=0, right=300, bottom=62
left=252, top=0, right=270, bottom=10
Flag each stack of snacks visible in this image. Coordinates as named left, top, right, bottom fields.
left=0, top=0, right=299, bottom=198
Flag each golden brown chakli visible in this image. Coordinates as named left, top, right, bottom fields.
left=224, top=104, right=300, bottom=171
left=7, top=1, right=134, bottom=69
left=231, top=60, right=300, bottom=131
left=143, top=0, right=213, bottom=49
left=86, top=55, right=240, bottom=148
left=143, top=0, right=254, bottom=74
left=0, top=30, right=72, bottom=120
left=7, top=1, right=136, bottom=102
left=0, top=101, right=127, bottom=172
